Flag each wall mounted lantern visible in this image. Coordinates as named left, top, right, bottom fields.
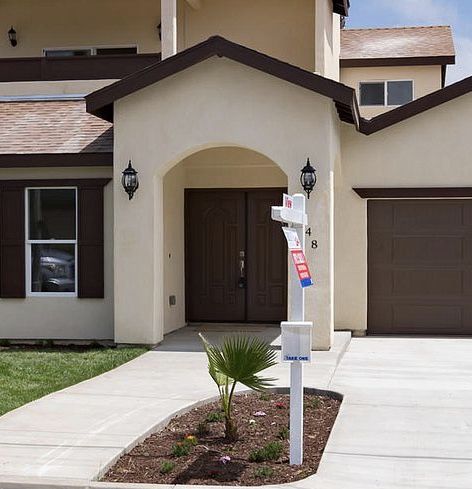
left=300, top=158, right=317, bottom=199
left=122, top=160, right=139, bottom=200
left=8, top=26, right=17, bottom=47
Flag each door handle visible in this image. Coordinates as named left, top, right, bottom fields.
left=238, top=250, right=246, bottom=289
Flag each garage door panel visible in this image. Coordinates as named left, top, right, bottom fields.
left=393, top=304, right=462, bottom=332
left=392, top=236, right=463, bottom=263
left=393, top=269, right=463, bottom=296
left=368, top=200, right=472, bottom=335
left=393, top=202, right=463, bottom=230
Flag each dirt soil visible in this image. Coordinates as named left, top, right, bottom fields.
left=102, top=392, right=341, bottom=486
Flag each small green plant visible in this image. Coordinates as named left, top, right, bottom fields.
left=277, top=426, right=289, bottom=440
left=160, top=460, right=175, bottom=474
left=171, top=441, right=192, bottom=457
left=206, top=411, right=224, bottom=422
left=196, top=421, right=210, bottom=437
left=254, top=466, right=274, bottom=479
left=0, top=339, right=10, bottom=348
left=200, top=334, right=277, bottom=441
left=259, top=392, right=270, bottom=401
left=305, top=397, right=321, bottom=411
left=249, top=441, right=283, bottom=462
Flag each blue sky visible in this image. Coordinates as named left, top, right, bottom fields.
left=345, top=0, right=472, bottom=83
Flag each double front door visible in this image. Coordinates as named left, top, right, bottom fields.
left=185, top=189, right=287, bottom=323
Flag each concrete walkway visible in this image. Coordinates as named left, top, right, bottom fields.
left=1, top=331, right=472, bottom=488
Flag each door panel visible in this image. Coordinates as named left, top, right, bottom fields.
left=186, top=191, right=246, bottom=322
left=247, top=190, right=287, bottom=322
left=185, top=188, right=287, bottom=323
left=368, top=200, right=472, bottom=335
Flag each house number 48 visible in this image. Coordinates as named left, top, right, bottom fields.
left=305, top=228, right=318, bottom=249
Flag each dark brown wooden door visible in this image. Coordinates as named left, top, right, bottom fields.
left=368, top=200, right=472, bottom=335
left=247, top=190, right=287, bottom=321
left=185, top=189, right=287, bottom=323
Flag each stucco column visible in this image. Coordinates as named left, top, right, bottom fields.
left=161, top=0, right=177, bottom=59
left=114, top=163, right=163, bottom=345
left=288, top=166, right=334, bottom=351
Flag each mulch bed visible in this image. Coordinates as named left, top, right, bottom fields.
left=102, top=392, right=341, bottom=486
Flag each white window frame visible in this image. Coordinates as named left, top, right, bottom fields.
left=359, top=79, right=414, bottom=107
left=42, top=44, right=139, bottom=57
left=25, top=187, right=78, bottom=298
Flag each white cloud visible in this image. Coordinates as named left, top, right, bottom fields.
left=378, top=0, right=458, bottom=25
left=447, top=36, right=472, bottom=83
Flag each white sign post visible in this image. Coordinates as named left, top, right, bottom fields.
left=271, top=193, right=313, bottom=466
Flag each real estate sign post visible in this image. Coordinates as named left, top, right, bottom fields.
left=271, top=194, right=313, bottom=466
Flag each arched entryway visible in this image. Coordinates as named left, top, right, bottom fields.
left=162, top=146, right=288, bottom=334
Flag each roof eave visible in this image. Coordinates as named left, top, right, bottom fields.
left=340, top=55, right=456, bottom=68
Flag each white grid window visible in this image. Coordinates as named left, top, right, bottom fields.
left=25, top=188, right=77, bottom=297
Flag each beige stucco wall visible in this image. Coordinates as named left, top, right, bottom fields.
left=341, top=65, right=443, bottom=118
left=180, top=0, right=316, bottom=71
left=0, top=0, right=161, bottom=58
left=114, top=57, right=340, bottom=349
left=0, top=166, right=114, bottom=340
left=0, top=80, right=116, bottom=97
left=162, top=148, right=287, bottom=335
left=315, top=0, right=340, bottom=80
left=337, top=93, right=472, bottom=333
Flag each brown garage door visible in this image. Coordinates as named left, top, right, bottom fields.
left=368, top=200, right=472, bottom=335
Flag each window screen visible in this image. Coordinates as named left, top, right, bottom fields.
left=387, top=81, right=413, bottom=106
left=359, top=82, right=385, bottom=106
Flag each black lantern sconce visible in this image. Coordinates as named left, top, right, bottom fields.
left=8, top=26, right=17, bottom=47
left=122, top=160, right=139, bottom=200
left=300, top=158, right=317, bottom=199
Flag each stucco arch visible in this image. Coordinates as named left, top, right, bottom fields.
left=112, top=56, right=339, bottom=348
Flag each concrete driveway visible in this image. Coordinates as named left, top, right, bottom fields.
left=0, top=330, right=471, bottom=488
left=318, top=337, right=472, bottom=488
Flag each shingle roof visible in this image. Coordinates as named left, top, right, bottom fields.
left=341, top=26, right=455, bottom=66
left=0, top=99, right=112, bottom=154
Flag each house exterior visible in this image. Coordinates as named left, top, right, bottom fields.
left=1, top=0, right=471, bottom=350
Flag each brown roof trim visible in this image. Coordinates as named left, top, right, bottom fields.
left=340, top=55, right=455, bottom=68
left=86, top=36, right=359, bottom=126
left=360, top=75, right=472, bottom=135
left=333, top=0, right=350, bottom=16
left=354, top=187, right=472, bottom=198
left=0, top=153, right=113, bottom=168
left=0, top=178, right=111, bottom=188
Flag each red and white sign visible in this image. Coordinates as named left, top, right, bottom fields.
left=283, top=193, right=294, bottom=209
left=290, top=249, right=313, bottom=288
left=282, top=227, right=301, bottom=250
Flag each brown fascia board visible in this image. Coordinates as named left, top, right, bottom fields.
left=86, top=36, right=359, bottom=127
left=340, top=55, right=455, bottom=68
left=354, top=187, right=472, bottom=198
left=333, top=0, right=350, bottom=16
left=359, top=74, right=472, bottom=135
left=0, top=153, right=113, bottom=168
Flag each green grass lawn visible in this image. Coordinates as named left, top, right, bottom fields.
left=0, top=347, right=146, bottom=416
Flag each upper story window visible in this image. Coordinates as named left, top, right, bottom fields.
left=26, top=188, right=77, bottom=296
left=44, top=46, right=138, bottom=57
left=359, top=80, right=413, bottom=107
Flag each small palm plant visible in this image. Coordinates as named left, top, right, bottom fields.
left=199, top=334, right=278, bottom=441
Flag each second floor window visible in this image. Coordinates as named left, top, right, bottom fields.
left=44, top=46, right=138, bottom=57
left=359, top=80, right=413, bottom=107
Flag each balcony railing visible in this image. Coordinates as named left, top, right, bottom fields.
left=0, top=53, right=162, bottom=82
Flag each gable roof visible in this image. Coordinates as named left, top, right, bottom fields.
left=341, top=26, right=455, bottom=68
left=0, top=99, right=113, bottom=167
left=360, top=74, right=472, bottom=135
left=86, top=36, right=360, bottom=127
